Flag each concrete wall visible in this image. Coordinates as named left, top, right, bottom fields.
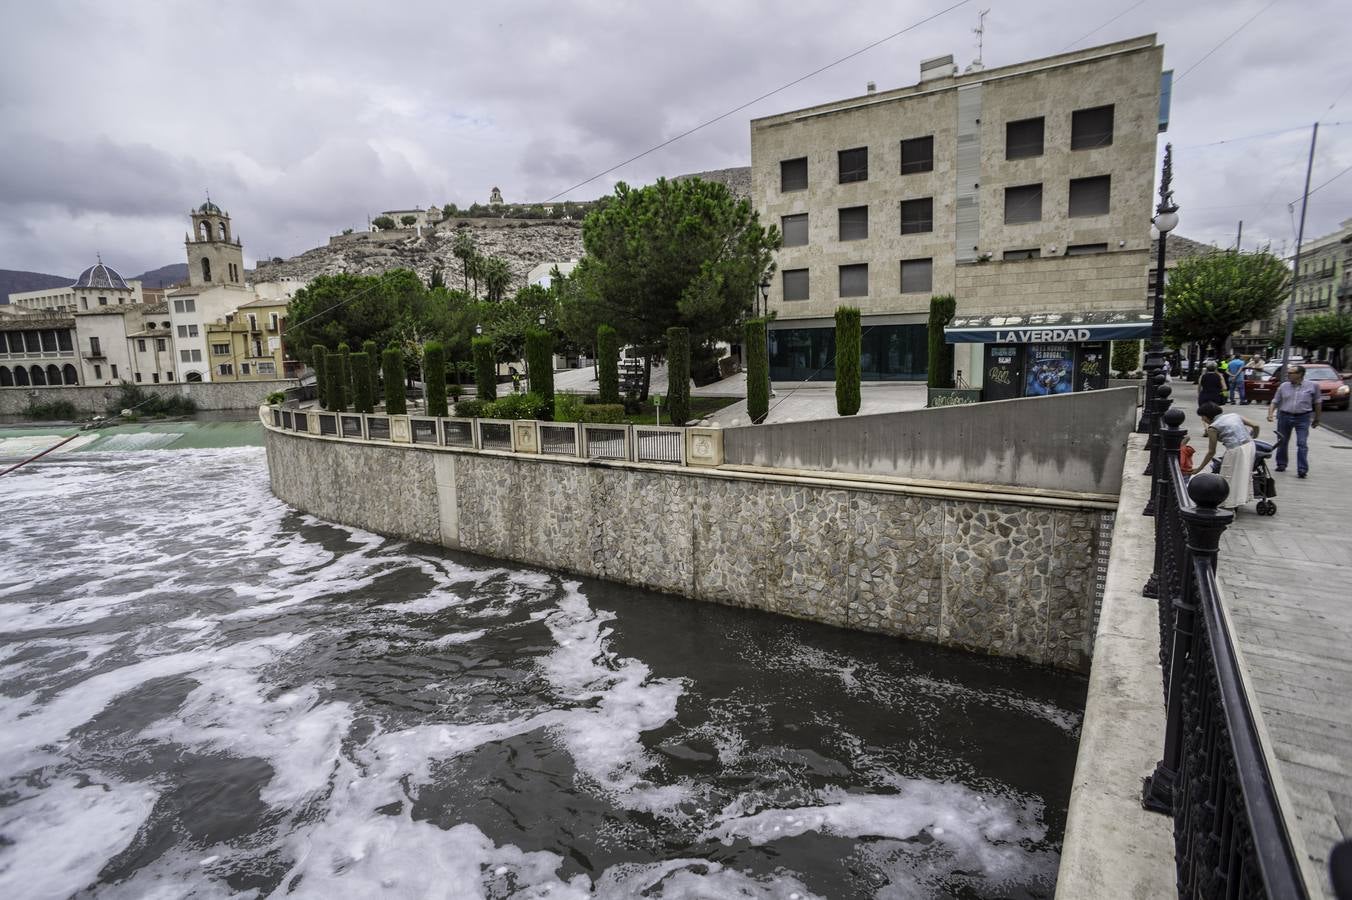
left=721, top=387, right=1136, bottom=496
left=266, top=427, right=1112, bottom=670
left=0, top=379, right=296, bottom=414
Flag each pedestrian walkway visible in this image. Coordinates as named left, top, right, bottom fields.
left=1165, top=380, right=1352, bottom=896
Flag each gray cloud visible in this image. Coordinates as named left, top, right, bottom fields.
left=1, top=0, right=1349, bottom=278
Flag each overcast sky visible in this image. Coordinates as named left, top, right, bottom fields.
left=2, top=0, right=1349, bottom=278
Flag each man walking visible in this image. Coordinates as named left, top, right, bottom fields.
left=1267, top=364, right=1322, bottom=478
left=1227, top=351, right=1247, bottom=404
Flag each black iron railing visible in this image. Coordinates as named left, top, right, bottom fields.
left=1139, top=396, right=1310, bottom=899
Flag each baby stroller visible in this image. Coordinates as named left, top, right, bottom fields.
left=1212, top=440, right=1277, bottom=515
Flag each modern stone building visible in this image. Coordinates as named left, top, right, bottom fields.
left=1291, top=217, right=1352, bottom=318
left=750, top=34, right=1168, bottom=391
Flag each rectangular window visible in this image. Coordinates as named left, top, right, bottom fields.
left=81, top=298, right=88, bottom=310
left=839, top=263, right=868, bottom=298
left=212, top=343, right=230, bottom=355
left=242, top=363, right=251, bottom=375
left=1004, top=183, right=1043, bottom=224
left=219, top=364, right=233, bottom=375
left=181, top=350, right=191, bottom=362
left=780, top=157, right=808, bottom=192
left=153, top=373, right=160, bottom=383
left=247, top=315, right=258, bottom=331
left=900, top=258, right=933, bottom=294
left=98, top=296, right=108, bottom=306
left=838, top=147, right=868, bottom=183
left=156, top=338, right=166, bottom=352
left=89, top=337, right=101, bottom=355
left=137, top=339, right=146, bottom=352
left=1003, top=248, right=1041, bottom=260
left=1068, top=175, right=1111, bottom=217
left=1066, top=243, right=1109, bottom=256
left=58, top=331, right=73, bottom=351
left=269, top=313, right=280, bottom=331
left=899, top=198, right=934, bottom=234
left=166, top=372, right=173, bottom=381
left=1005, top=117, right=1045, bottom=159
left=110, top=364, right=118, bottom=379
left=838, top=206, right=868, bottom=241
left=135, top=372, right=142, bottom=382
left=1071, top=105, right=1114, bottom=150
left=94, top=365, right=102, bottom=379
left=781, top=213, right=809, bottom=247
left=257, top=361, right=276, bottom=375
left=900, top=136, right=934, bottom=174
left=783, top=269, right=809, bottom=302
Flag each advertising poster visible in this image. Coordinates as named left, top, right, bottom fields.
left=982, top=344, right=1023, bottom=402
left=1075, top=342, right=1108, bottom=391
left=1025, top=344, right=1074, bottom=396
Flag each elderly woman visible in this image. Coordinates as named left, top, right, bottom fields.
left=1189, top=401, right=1261, bottom=509
left=1196, top=361, right=1228, bottom=410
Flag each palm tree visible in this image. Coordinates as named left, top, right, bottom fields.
left=482, top=257, right=511, bottom=301
left=451, top=231, right=477, bottom=293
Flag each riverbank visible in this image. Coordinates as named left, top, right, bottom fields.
left=0, top=417, right=264, bottom=458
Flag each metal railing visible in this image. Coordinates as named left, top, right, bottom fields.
left=1139, top=393, right=1310, bottom=899
left=479, top=420, right=512, bottom=450
left=317, top=413, right=337, bottom=436
left=633, top=425, right=685, bottom=464
left=340, top=414, right=364, bottom=439
left=442, top=418, right=474, bottom=447
left=366, top=416, right=390, bottom=441
left=410, top=417, right=438, bottom=445
left=538, top=423, right=579, bottom=456
left=583, top=424, right=628, bottom=460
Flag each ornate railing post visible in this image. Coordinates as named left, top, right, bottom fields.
left=1143, top=381, right=1173, bottom=513
left=1143, top=407, right=1185, bottom=600
left=1143, top=473, right=1232, bottom=814
left=1143, top=374, right=1168, bottom=477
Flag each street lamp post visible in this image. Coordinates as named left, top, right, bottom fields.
left=759, top=278, right=774, bottom=398
left=1139, top=143, right=1179, bottom=435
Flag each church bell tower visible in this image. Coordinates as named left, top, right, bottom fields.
left=185, top=197, right=245, bottom=288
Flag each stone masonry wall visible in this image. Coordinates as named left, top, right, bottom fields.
left=0, top=379, right=296, bottom=415
left=267, top=429, right=1108, bottom=671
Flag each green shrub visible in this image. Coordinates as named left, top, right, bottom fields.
left=312, top=345, right=329, bottom=408
left=448, top=382, right=464, bottom=402
left=554, top=393, right=585, bottom=422
left=472, top=336, right=496, bottom=402
left=597, top=324, right=620, bottom=404
left=578, top=403, right=626, bottom=424
left=1111, top=340, right=1142, bottom=377
left=485, top=392, right=550, bottom=420
left=104, top=383, right=198, bottom=417
left=350, top=352, right=374, bottom=413
left=666, top=326, right=690, bottom=425
left=525, top=328, right=554, bottom=418
left=23, top=399, right=79, bottom=420
left=454, top=398, right=490, bottom=418
left=835, top=307, right=861, bottom=416
left=424, top=340, right=448, bottom=416
left=745, top=318, right=768, bottom=424
left=266, top=391, right=286, bottom=405
left=926, top=295, right=956, bottom=389
left=382, top=347, right=406, bottom=414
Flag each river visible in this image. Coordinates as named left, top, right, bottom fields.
left=0, top=445, right=1087, bottom=898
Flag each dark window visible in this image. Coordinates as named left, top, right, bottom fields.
left=1069, top=175, right=1111, bottom=217
left=839, top=206, right=868, bottom=241
left=1004, top=183, right=1043, bottom=224
left=135, top=372, right=142, bottom=382
left=781, top=214, right=809, bottom=247
left=1066, top=243, right=1109, bottom=256
left=111, top=364, right=118, bottom=379
left=137, top=339, right=146, bottom=352
left=838, top=147, right=868, bottom=183
left=156, top=338, right=166, bottom=352
left=900, top=258, right=933, bottom=294
left=41, top=331, right=58, bottom=352
left=201, top=258, right=211, bottom=282
left=783, top=269, right=809, bottom=301
left=1071, top=105, right=1114, bottom=150
left=57, top=331, right=73, bottom=351
left=780, top=157, right=808, bottom=192
left=1003, top=248, right=1041, bottom=260
left=769, top=324, right=927, bottom=382
left=89, top=336, right=101, bottom=355
left=899, top=198, right=934, bottom=234
left=153, top=373, right=159, bottom=383
left=900, top=136, right=934, bottom=174
left=94, top=364, right=102, bottom=379
left=1006, top=117, right=1045, bottom=159
left=839, top=264, right=868, bottom=297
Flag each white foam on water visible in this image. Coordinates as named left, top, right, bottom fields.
left=0, top=776, right=159, bottom=899
left=83, top=432, right=184, bottom=452
left=0, top=433, right=100, bottom=458
left=380, top=590, right=467, bottom=615
left=429, top=628, right=487, bottom=648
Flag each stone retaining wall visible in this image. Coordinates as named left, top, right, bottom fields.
left=0, top=379, right=295, bottom=414
left=266, top=427, right=1111, bottom=671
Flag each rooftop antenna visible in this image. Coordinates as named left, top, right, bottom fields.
left=968, top=9, right=991, bottom=72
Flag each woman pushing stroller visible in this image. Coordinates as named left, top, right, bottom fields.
left=1187, top=402, right=1262, bottom=510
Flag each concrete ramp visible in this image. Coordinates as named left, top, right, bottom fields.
left=721, top=387, right=1136, bottom=495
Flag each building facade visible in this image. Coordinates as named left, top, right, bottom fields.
left=8, top=260, right=146, bottom=315
left=1291, top=217, right=1352, bottom=318
left=750, top=35, right=1167, bottom=389
left=0, top=316, right=80, bottom=387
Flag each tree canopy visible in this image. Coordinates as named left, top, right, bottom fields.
left=1294, top=312, right=1352, bottom=366
left=1164, top=250, right=1289, bottom=352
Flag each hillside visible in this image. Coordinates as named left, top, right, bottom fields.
left=1, top=269, right=71, bottom=304
left=132, top=263, right=189, bottom=288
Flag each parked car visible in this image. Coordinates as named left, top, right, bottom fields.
left=1244, top=362, right=1350, bottom=409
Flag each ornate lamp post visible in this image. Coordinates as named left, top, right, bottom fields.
left=759, top=278, right=774, bottom=398
left=1139, top=144, right=1179, bottom=433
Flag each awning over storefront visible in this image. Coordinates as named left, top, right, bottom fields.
left=944, top=310, right=1154, bottom=343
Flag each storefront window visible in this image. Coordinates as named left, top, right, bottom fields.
left=769, top=324, right=927, bottom=382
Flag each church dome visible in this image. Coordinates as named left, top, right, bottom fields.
left=199, top=200, right=222, bottom=214
left=73, top=261, right=130, bottom=291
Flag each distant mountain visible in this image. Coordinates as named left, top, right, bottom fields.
left=131, top=263, right=188, bottom=289
left=1, top=269, right=71, bottom=305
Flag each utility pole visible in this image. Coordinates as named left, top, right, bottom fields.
left=1235, top=220, right=1243, bottom=252
left=1278, top=123, right=1318, bottom=376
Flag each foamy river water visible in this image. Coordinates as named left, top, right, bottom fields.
left=0, top=445, right=1086, bottom=898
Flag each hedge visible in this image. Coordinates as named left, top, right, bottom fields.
left=927, top=295, right=956, bottom=388
left=1111, top=340, right=1142, bottom=377
left=350, top=351, right=374, bottom=413
left=382, top=347, right=406, bottom=414
left=666, top=326, right=690, bottom=425
left=835, top=307, right=861, bottom=416
left=472, top=336, right=497, bottom=402
left=525, top=328, right=554, bottom=419
left=338, top=342, right=352, bottom=409
left=597, top=324, right=620, bottom=404
left=746, top=318, right=769, bottom=424
left=424, top=341, right=448, bottom=417
left=326, top=348, right=347, bottom=412
left=312, top=344, right=329, bottom=409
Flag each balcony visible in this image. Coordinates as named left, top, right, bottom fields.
left=82, top=348, right=107, bottom=359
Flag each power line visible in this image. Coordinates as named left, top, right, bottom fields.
left=543, top=0, right=974, bottom=202
left=1326, top=74, right=1352, bottom=112
left=1178, top=121, right=1349, bottom=149
left=1056, top=0, right=1149, bottom=54
left=1173, top=0, right=1278, bottom=85
left=1298, top=160, right=1352, bottom=202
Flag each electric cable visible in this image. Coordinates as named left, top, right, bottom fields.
left=1173, top=0, right=1278, bottom=85
left=1056, top=0, right=1150, bottom=54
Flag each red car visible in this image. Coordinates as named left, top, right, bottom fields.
left=1245, top=362, right=1350, bottom=410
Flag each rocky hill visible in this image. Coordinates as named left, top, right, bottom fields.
left=1, top=269, right=70, bottom=304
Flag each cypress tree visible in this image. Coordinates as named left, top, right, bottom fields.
left=525, top=328, right=554, bottom=418
left=338, top=342, right=353, bottom=402
left=472, top=336, right=496, bottom=402
left=746, top=318, right=769, bottom=424
left=424, top=341, right=448, bottom=417
left=362, top=339, right=380, bottom=397
left=666, top=326, right=690, bottom=425
left=329, top=347, right=348, bottom=412
left=312, top=344, right=329, bottom=409
left=597, top=324, right=620, bottom=404
left=927, top=294, right=957, bottom=389
left=382, top=347, right=406, bottom=414
left=350, top=352, right=374, bottom=413
left=835, top=307, right=861, bottom=416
